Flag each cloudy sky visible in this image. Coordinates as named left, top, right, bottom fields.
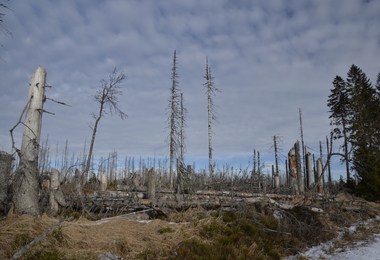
left=1, top=0, right=380, bottom=180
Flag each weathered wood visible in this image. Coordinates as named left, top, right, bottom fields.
left=316, top=158, right=324, bottom=194
left=49, top=168, right=60, bottom=214
left=13, top=66, right=47, bottom=215
left=288, top=147, right=299, bottom=195
left=295, top=141, right=304, bottom=194
left=305, top=146, right=314, bottom=189
left=49, top=168, right=66, bottom=215
left=0, top=151, right=13, bottom=213
left=147, top=168, right=155, bottom=199
left=20, top=66, right=46, bottom=163
left=74, top=169, right=82, bottom=196
left=100, top=173, right=107, bottom=191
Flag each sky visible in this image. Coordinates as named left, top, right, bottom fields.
left=1, top=0, right=380, bottom=180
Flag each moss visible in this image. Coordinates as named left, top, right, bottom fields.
left=136, top=249, right=167, bottom=260
left=112, top=238, right=130, bottom=256
left=59, top=208, right=82, bottom=220
left=12, top=233, right=33, bottom=250
left=50, top=227, right=66, bottom=245
left=158, top=226, right=173, bottom=234
left=222, top=211, right=237, bottom=222
left=173, top=211, right=286, bottom=260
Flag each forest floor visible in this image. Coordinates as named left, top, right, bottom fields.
left=1, top=192, right=380, bottom=259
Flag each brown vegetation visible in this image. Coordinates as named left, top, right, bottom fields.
left=1, top=193, right=380, bottom=259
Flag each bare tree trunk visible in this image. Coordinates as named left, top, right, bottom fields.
left=326, top=136, right=332, bottom=185
left=305, top=146, right=314, bottom=189
left=295, top=141, right=304, bottom=194
left=316, top=158, right=324, bottom=194
left=74, top=169, right=82, bottom=196
left=100, top=173, right=107, bottom=191
left=49, top=168, right=66, bottom=215
left=257, top=151, right=261, bottom=192
left=208, top=83, right=213, bottom=177
left=299, top=109, right=306, bottom=189
left=288, top=147, right=299, bottom=195
left=147, top=168, right=155, bottom=199
left=13, top=66, right=47, bottom=215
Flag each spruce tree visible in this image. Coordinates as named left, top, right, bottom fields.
left=327, top=75, right=350, bottom=180
left=329, top=65, right=380, bottom=200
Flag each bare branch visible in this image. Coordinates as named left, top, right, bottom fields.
left=45, top=97, right=72, bottom=107
left=11, top=217, right=74, bottom=260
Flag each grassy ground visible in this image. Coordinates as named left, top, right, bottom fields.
left=1, top=192, right=380, bottom=259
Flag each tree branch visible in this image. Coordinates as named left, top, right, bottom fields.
left=11, top=217, right=74, bottom=260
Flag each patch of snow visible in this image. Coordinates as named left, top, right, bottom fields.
left=288, top=216, right=380, bottom=260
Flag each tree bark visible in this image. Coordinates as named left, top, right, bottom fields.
left=295, top=141, right=304, bottom=194
left=0, top=151, right=13, bottom=213
left=13, top=66, right=47, bottom=216
left=147, top=168, right=155, bottom=199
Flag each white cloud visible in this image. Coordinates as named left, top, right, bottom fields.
left=0, top=0, right=379, bottom=179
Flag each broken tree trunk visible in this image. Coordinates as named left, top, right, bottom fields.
left=100, top=173, right=107, bottom=191
left=316, top=158, right=324, bottom=194
left=305, top=146, right=314, bottom=189
left=147, top=168, right=155, bottom=199
left=288, top=147, right=299, bottom=195
left=12, top=66, right=47, bottom=216
left=49, top=168, right=66, bottom=215
left=74, top=169, right=82, bottom=196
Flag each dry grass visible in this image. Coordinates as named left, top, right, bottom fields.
left=0, top=213, right=198, bottom=259
left=1, top=193, right=380, bottom=259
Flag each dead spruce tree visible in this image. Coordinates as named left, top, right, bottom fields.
left=203, top=57, right=219, bottom=177
left=84, top=68, right=127, bottom=182
left=9, top=66, right=69, bottom=215
left=9, top=66, right=47, bottom=215
left=166, top=50, right=181, bottom=189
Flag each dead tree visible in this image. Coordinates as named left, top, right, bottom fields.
left=288, top=147, right=299, bottom=195
left=84, top=68, right=127, bottom=182
left=180, top=92, right=188, bottom=165
left=305, top=146, right=314, bottom=189
left=299, top=108, right=306, bottom=189
left=295, top=141, right=304, bottom=194
left=11, top=66, right=47, bottom=215
left=203, top=57, right=220, bottom=177
left=166, top=50, right=181, bottom=189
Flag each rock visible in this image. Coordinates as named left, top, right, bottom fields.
left=98, top=251, right=123, bottom=260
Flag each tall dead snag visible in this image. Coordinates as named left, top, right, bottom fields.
left=299, top=108, right=306, bottom=188
left=12, top=66, right=47, bottom=215
left=288, top=147, right=299, bottom=195
left=295, top=140, right=304, bottom=194
left=203, top=57, right=219, bottom=177
left=84, top=68, right=127, bottom=182
left=166, top=50, right=181, bottom=189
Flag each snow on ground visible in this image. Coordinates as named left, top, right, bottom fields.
left=288, top=217, right=380, bottom=260
left=294, top=234, right=380, bottom=260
